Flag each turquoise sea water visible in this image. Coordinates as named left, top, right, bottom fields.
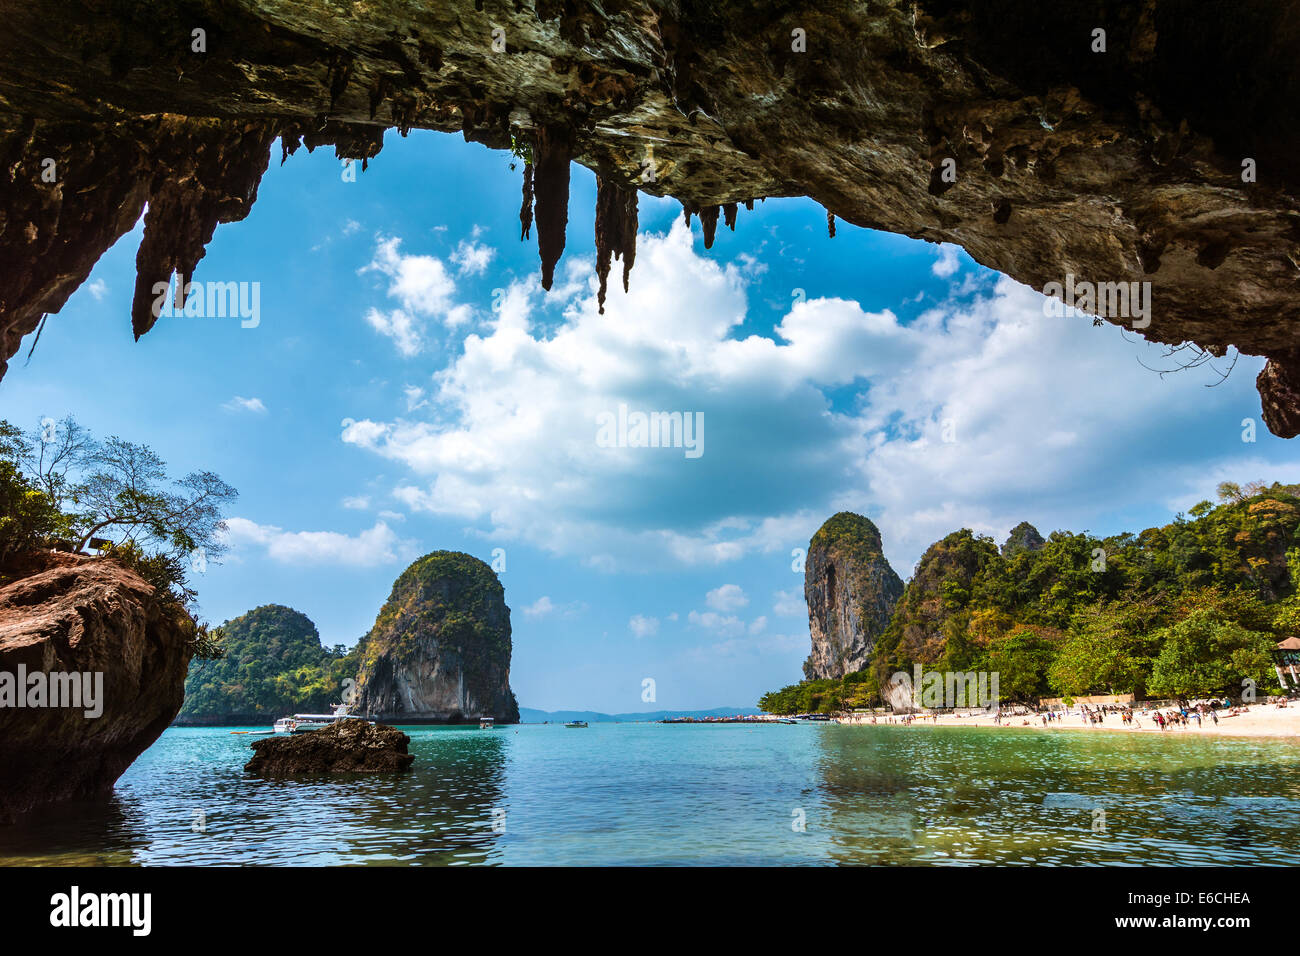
left=2, top=723, right=1298, bottom=866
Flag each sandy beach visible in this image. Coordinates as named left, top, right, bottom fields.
left=839, top=704, right=1300, bottom=738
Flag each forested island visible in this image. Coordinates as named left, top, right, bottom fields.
left=177, top=605, right=361, bottom=725
left=762, top=483, right=1300, bottom=714
left=178, top=552, right=520, bottom=725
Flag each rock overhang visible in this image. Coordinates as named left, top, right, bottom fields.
left=1, top=0, right=1297, bottom=430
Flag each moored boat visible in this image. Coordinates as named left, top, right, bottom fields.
left=273, top=702, right=369, bottom=734
left=564, top=720, right=588, bottom=728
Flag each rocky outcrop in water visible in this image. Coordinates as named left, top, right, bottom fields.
left=353, top=551, right=519, bottom=724
left=1, top=2, right=1298, bottom=432
left=244, top=719, right=414, bottom=775
left=0, top=553, right=193, bottom=822
left=803, top=513, right=904, bottom=680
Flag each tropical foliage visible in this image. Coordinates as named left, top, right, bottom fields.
left=0, top=417, right=236, bottom=658
left=762, top=483, right=1300, bottom=712
left=180, top=605, right=363, bottom=721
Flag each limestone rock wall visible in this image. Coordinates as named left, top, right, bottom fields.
left=353, top=551, right=519, bottom=723
left=1, top=1, right=1297, bottom=430
left=803, top=513, right=904, bottom=680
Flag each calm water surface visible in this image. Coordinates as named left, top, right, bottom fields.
left=2, top=723, right=1298, bottom=865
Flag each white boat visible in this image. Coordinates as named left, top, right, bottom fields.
left=274, top=702, right=368, bottom=734
left=479, top=717, right=496, bottom=729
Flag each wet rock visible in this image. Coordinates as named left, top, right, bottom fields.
left=244, top=719, right=414, bottom=775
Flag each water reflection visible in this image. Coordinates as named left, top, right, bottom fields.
left=812, top=725, right=1300, bottom=865
left=1, top=724, right=1297, bottom=866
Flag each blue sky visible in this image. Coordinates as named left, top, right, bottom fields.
left=4, top=129, right=1298, bottom=713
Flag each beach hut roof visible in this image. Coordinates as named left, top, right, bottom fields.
left=1275, top=636, right=1300, bottom=650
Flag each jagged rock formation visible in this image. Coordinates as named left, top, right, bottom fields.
left=1001, top=521, right=1046, bottom=558
left=353, top=551, right=519, bottom=724
left=0, top=553, right=193, bottom=821
left=1, top=2, right=1298, bottom=431
left=802, top=513, right=904, bottom=679
left=244, top=719, right=414, bottom=775
left=533, top=123, right=575, bottom=290
left=594, top=176, right=638, bottom=313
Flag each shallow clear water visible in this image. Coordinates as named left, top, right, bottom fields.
left=2, top=723, right=1298, bottom=866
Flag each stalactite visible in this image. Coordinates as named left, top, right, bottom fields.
left=744, top=199, right=754, bottom=211
left=699, top=204, right=720, bottom=249
left=533, top=125, right=574, bottom=291
left=519, top=162, right=534, bottom=240
left=130, top=121, right=277, bottom=339
left=594, top=177, right=639, bottom=314
left=723, top=202, right=737, bottom=231
left=681, top=200, right=694, bottom=227
left=827, top=209, right=836, bottom=237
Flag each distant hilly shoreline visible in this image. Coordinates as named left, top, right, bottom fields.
left=175, top=705, right=765, bottom=727
left=518, top=706, right=763, bottom=723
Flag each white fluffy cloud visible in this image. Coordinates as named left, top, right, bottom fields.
left=223, top=517, right=416, bottom=567
left=451, top=238, right=496, bottom=277
left=364, top=307, right=423, bottom=357
left=773, top=590, right=804, bottom=617
left=706, top=584, right=749, bottom=612
left=522, top=595, right=585, bottom=619
left=523, top=596, right=556, bottom=618
left=342, top=219, right=1275, bottom=575
left=360, top=236, right=468, bottom=354
left=222, top=396, right=266, bottom=414
left=629, top=614, right=660, bottom=638
left=687, top=610, right=747, bottom=638
left=932, top=243, right=961, bottom=278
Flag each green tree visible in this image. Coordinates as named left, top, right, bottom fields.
left=0, top=417, right=236, bottom=623
left=1147, top=610, right=1278, bottom=700
left=981, top=629, right=1059, bottom=703
left=180, top=605, right=362, bottom=720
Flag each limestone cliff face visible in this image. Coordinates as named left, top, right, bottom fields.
left=353, top=552, right=518, bottom=724
left=803, top=513, right=903, bottom=680
left=0, top=553, right=193, bottom=821
left=1, top=2, right=1298, bottom=432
